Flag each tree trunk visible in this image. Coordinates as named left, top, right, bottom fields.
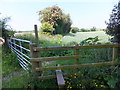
left=112, top=34, right=120, bottom=58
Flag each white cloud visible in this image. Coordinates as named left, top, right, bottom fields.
left=1, top=0, right=118, bottom=3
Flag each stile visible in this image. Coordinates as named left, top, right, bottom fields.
left=30, top=43, right=42, bottom=76
left=56, top=65, right=65, bottom=89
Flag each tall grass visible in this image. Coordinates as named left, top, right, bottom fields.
left=2, top=48, right=21, bottom=77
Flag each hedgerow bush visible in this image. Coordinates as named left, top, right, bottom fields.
left=39, top=22, right=55, bottom=34
left=70, top=27, right=79, bottom=33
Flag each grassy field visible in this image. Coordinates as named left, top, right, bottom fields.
left=62, top=31, right=111, bottom=44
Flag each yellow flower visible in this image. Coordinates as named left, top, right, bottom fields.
left=100, top=85, right=104, bottom=87
left=74, top=73, right=76, bottom=75
left=70, top=87, right=72, bottom=88
left=96, top=85, right=98, bottom=87
left=79, top=84, right=82, bottom=86
left=67, top=81, right=69, bottom=83
left=74, top=76, right=76, bottom=78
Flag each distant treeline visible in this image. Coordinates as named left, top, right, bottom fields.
left=70, top=27, right=106, bottom=33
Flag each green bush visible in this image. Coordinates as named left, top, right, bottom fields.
left=70, top=27, right=79, bottom=33
left=40, top=22, right=55, bottom=34
left=80, top=28, right=90, bottom=32
left=80, top=36, right=100, bottom=45
left=90, top=27, right=96, bottom=31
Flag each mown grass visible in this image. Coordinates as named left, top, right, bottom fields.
left=62, top=31, right=111, bottom=44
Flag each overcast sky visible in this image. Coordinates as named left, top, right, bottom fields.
left=0, top=0, right=118, bottom=31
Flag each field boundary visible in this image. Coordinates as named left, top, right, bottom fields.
left=30, top=43, right=120, bottom=88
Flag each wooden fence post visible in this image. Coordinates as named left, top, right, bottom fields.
left=30, top=43, right=41, bottom=76
left=34, top=25, right=39, bottom=46
left=75, top=44, right=79, bottom=64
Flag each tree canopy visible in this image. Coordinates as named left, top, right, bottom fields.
left=106, top=1, right=120, bottom=43
left=0, top=13, right=15, bottom=49
left=38, top=5, right=72, bottom=34
left=0, top=14, right=15, bottom=38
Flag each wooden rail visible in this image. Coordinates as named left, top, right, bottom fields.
left=35, top=62, right=120, bottom=71
left=30, top=43, right=120, bottom=89
left=33, top=44, right=120, bottom=51
left=30, top=55, right=80, bottom=62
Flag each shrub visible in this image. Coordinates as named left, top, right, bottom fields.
left=70, top=27, right=79, bottom=33
left=40, top=22, right=55, bottom=34
left=90, top=27, right=96, bottom=31
left=80, top=36, right=100, bottom=45
left=80, top=28, right=90, bottom=32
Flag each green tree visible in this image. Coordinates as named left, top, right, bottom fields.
left=70, top=27, right=79, bottom=33
left=106, top=1, right=120, bottom=57
left=0, top=14, right=15, bottom=49
left=90, top=27, right=96, bottom=31
left=106, top=2, right=120, bottom=43
left=38, top=5, right=72, bottom=34
left=80, top=28, right=90, bottom=32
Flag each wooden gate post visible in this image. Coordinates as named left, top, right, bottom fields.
left=30, top=43, right=41, bottom=76
left=75, top=44, right=79, bottom=64
left=34, top=25, right=39, bottom=46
